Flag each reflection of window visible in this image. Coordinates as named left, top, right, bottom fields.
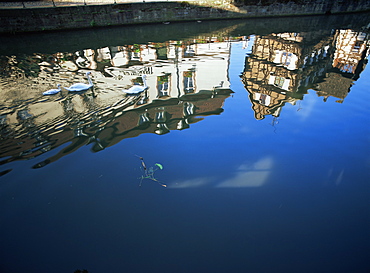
left=269, top=74, right=290, bottom=91
left=156, top=47, right=168, bottom=60
left=353, top=41, right=362, bottom=53
left=132, top=52, right=140, bottom=60
left=183, top=71, right=195, bottom=93
left=260, top=94, right=267, bottom=105
left=274, top=76, right=285, bottom=88
left=130, top=44, right=141, bottom=61
left=157, top=75, right=170, bottom=97
left=341, top=64, right=354, bottom=73
left=184, top=45, right=195, bottom=57
left=254, top=93, right=271, bottom=106
left=282, top=52, right=292, bottom=66
left=274, top=51, right=297, bottom=69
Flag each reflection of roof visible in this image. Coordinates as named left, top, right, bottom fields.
left=0, top=89, right=233, bottom=169
left=315, top=72, right=354, bottom=102
left=247, top=88, right=289, bottom=120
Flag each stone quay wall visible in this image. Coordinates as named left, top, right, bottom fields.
left=0, top=0, right=369, bottom=33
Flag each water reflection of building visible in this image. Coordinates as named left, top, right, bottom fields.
left=315, top=30, right=369, bottom=103
left=101, top=40, right=231, bottom=103
left=0, top=89, right=233, bottom=169
left=0, top=38, right=233, bottom=169
left=241, top=29, right=369, bottom=120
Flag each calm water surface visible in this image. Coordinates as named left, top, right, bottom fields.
left=1, top=13, right=370, bottom=273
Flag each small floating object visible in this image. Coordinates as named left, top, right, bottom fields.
left=136, top=155, right=166, bottom=187
left=163, top=21, right=170, bottom=25
left=43, top=84, right=61, bottom=95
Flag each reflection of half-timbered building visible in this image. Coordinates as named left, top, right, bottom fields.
left=241, top=28, right=369, bottom=120
left=241, top=32, right=334, bottom=120
left=315, top=30, right=369, bottom=102
left=0, top=38, right=233, bottom=168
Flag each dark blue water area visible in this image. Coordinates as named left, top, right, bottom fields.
left=1, top=43, right=370, bottom=273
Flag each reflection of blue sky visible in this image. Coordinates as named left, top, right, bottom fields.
left=242, top=35, right=255, bottom=54
left=156, top=41, right=369, bottom=190
left=292, top=90, right=317, bottom=121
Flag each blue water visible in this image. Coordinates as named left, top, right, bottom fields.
left=1, top=14, right=370, bottom=273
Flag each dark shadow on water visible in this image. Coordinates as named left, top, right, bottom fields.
left=1, top=11, right=370, bottom=55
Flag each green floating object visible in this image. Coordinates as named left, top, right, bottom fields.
left=155, top=163, right=163, bottom=170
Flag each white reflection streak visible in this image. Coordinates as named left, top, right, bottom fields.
left=216, top=157, right=273, bottom=188
left=335, top=169, right=345, bottom=185
left=326, top=167, right=345, bottom=186
left=169, top=177, right=212, bottom=188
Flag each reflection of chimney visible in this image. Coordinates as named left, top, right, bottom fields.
left=155, top=111, right=167, bottom=123
left=177, top=119, right=190, bottom=130
left=183, top=102, right=195, bottom=117
left=138, top=113, right=150, bottom=125
left=90, top=136, right=105, bottom=152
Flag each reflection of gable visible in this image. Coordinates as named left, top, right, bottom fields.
left=315, top=72, right=354, bottom=102
left=248, top=87, right=288, bottom=120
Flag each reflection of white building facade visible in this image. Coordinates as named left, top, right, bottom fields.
left=99, top=41, right=231, bottom=105
left=315, top=29, right=369, bottom=102
left=0, top=39, right=232, bottom=133
left=241, top=33, right=316, bottom=120
left=0, top=39, right=234, bottom=166
left=332, top=30, right=368, bottom=73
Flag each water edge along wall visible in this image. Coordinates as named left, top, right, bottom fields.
left=1, top=0, right=370, bottom=33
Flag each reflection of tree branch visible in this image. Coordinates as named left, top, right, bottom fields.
left=270, top=116, right=279, bottom=134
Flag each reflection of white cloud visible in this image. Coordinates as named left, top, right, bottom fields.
left=325, top=167, right=345, bottom=186
left=335, top=169, right=344, bottom=185
left=216, top=157, right=273, bottom=188
left=169, top=177, right=212, bottom=188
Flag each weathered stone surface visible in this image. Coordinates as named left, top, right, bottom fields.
left=0, top=0, right=369, bottom=33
